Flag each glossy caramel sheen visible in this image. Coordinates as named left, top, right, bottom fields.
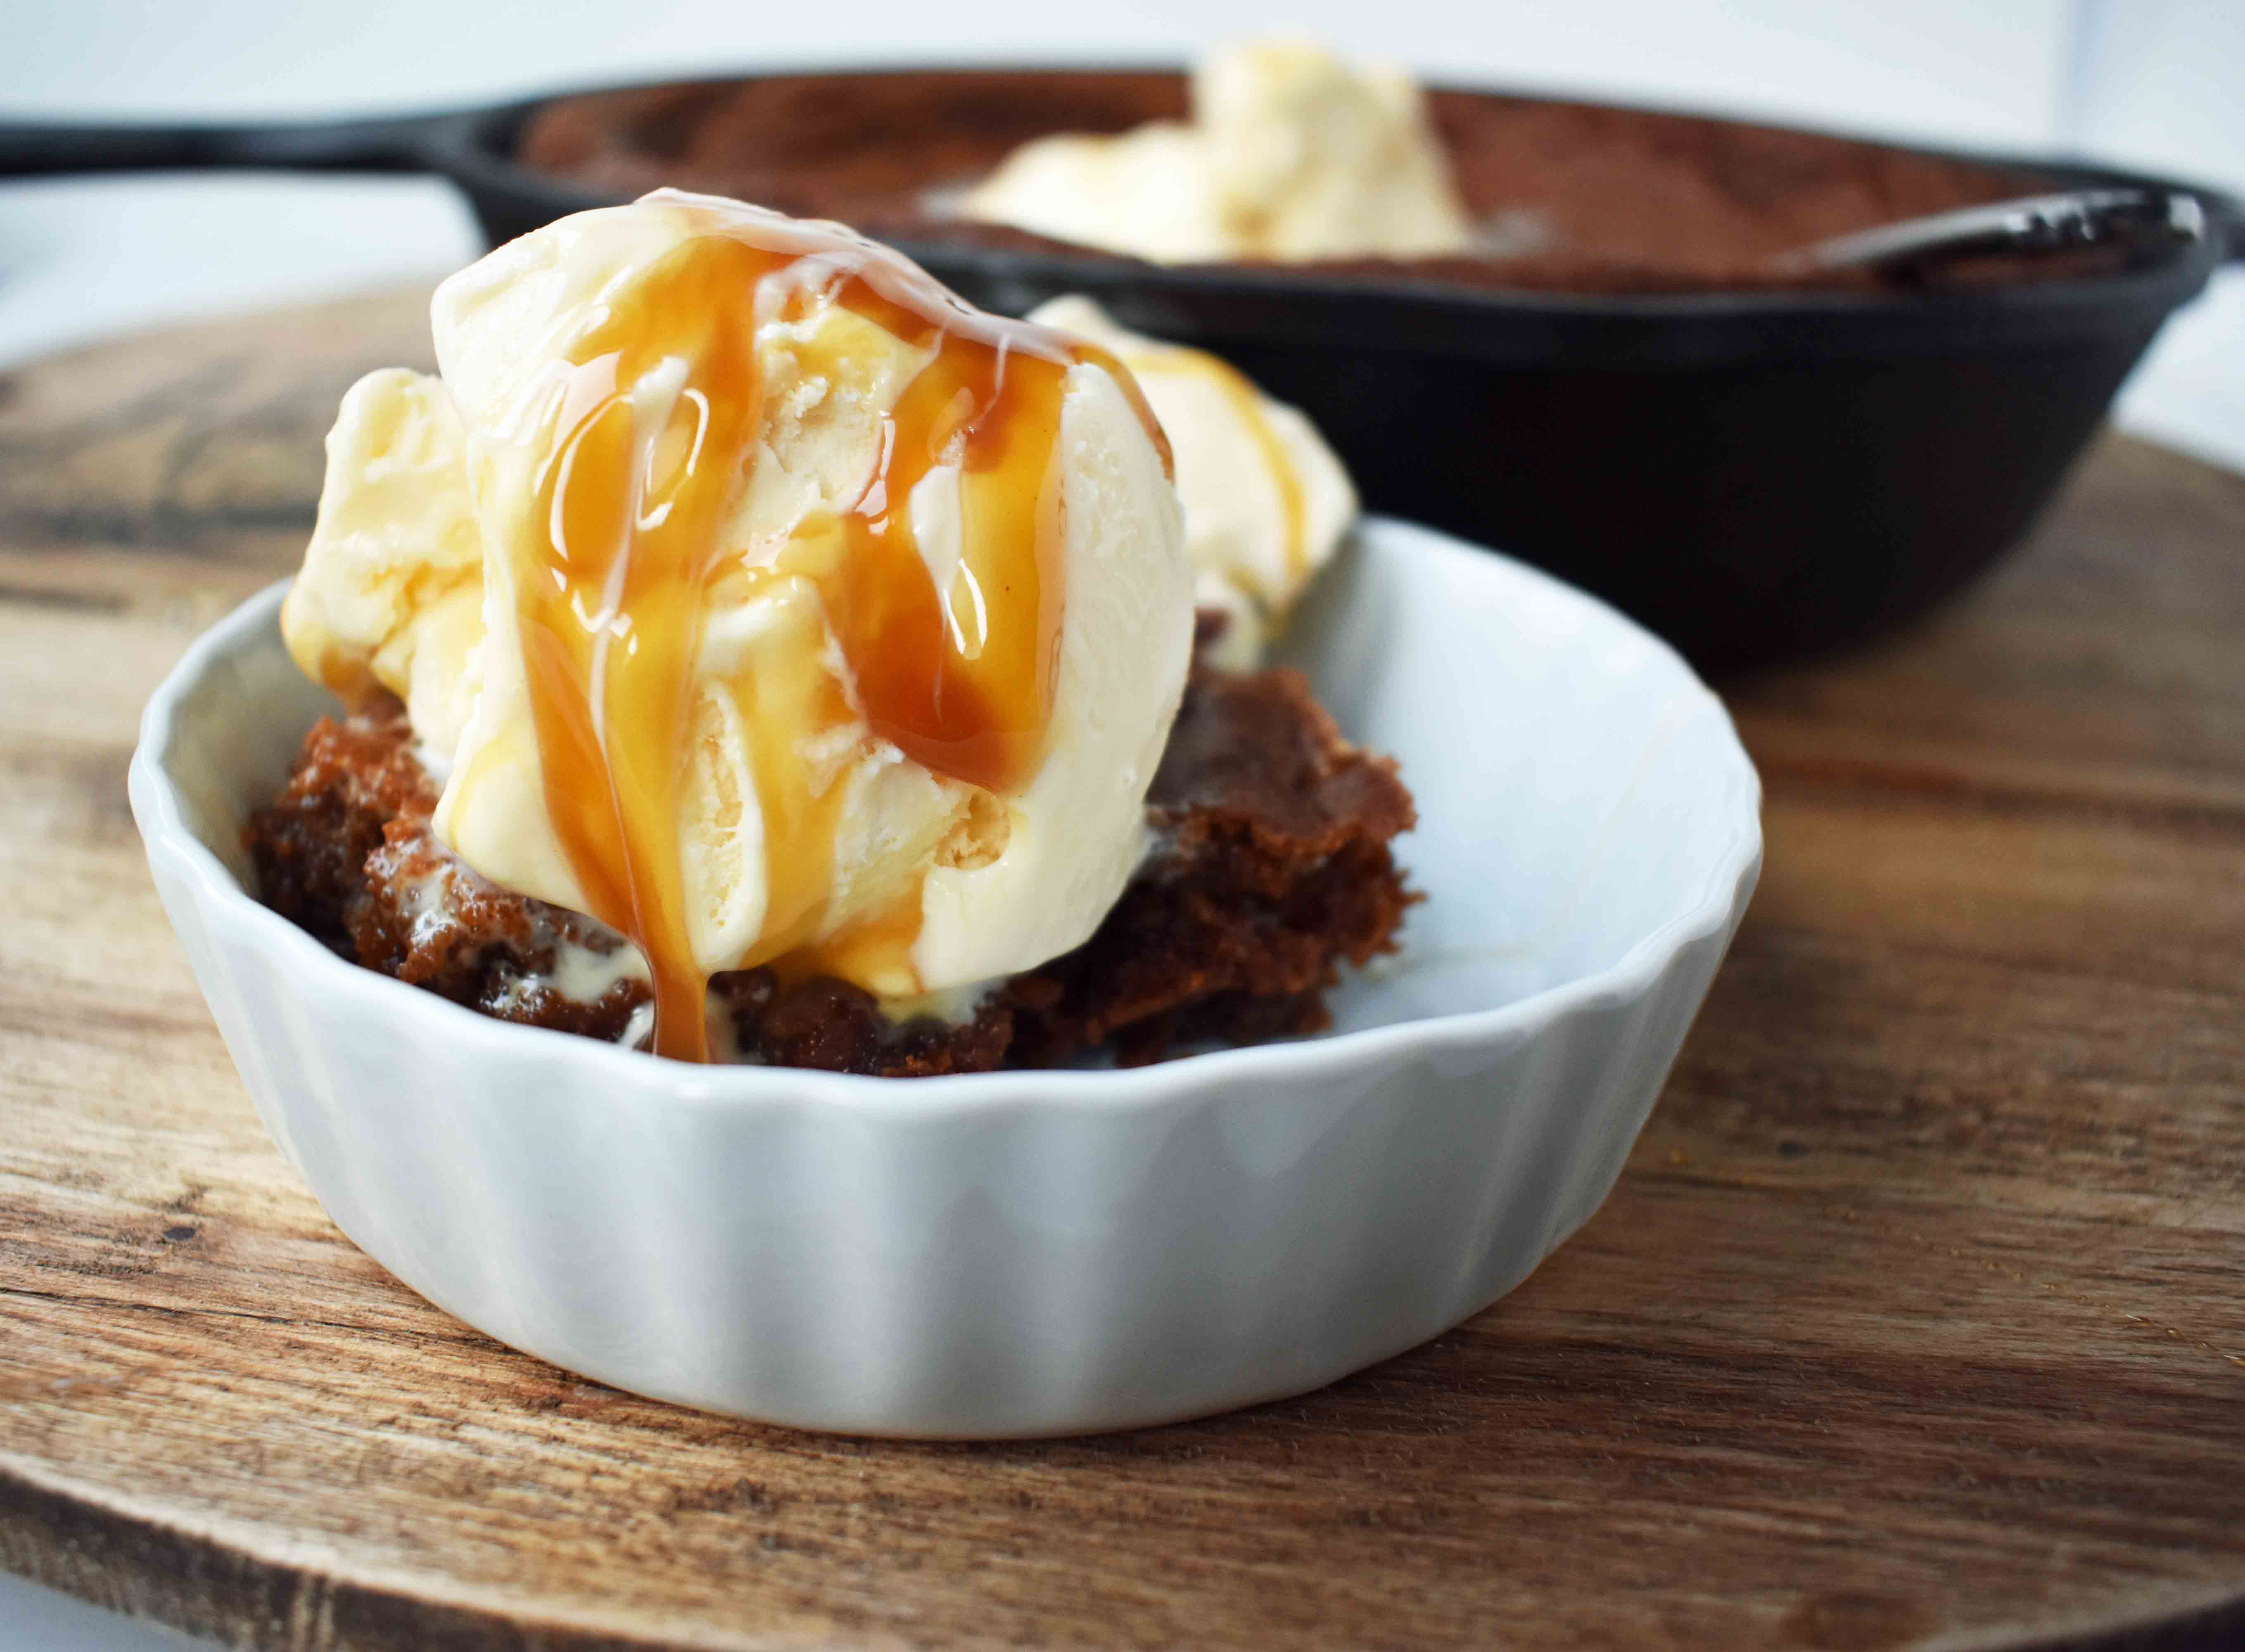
left=498, top=204, right=1167, bottom=1060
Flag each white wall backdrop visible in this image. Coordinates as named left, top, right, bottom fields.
left=2065, top=0, right=2245, bottom=463
left=12, top=0, right=2077, bottom=140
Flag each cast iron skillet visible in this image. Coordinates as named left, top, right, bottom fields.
left=4, top=73, right=2239, bottom=668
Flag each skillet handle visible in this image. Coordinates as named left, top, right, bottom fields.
left=0, top=114, right=449, bottom=179
left=2203, top=190, right=2245, bottom=266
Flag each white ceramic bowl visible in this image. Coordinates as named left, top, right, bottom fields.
left=131, top=518, right=1760, bottom=1438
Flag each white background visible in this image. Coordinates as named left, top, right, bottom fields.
left=2, top=2, right=2240, bottom=1646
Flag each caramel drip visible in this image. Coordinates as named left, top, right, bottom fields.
left=502, top=198, right=1171, bottom=1061
left=511, top=237, right=772, bottom=1061
left=820, top=300, right=1072, bottom=792
left=1146, top=346, right=1306, bottom=578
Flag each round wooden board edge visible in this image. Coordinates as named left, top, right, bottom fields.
left=9, top=1449, right=2245, bottom=1652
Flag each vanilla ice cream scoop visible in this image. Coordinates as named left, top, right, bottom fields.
left=959, top=38, right=1472, bottom=264
left=1027, top=297, right=1355, bottom=668
left=284, top=191, right=1191, bottom=1061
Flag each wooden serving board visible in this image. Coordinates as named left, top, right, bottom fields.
left=2, top=288, right=2243, bottom=1652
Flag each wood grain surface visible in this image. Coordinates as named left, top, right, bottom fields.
left=2, top=289, right=2242, bottom=1652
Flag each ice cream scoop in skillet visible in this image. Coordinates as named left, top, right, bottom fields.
left=5, top=59, right=2238, bottom=667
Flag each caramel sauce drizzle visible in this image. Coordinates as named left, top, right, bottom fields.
left=1138, top=344, right=1307, bottom=579
left=499, top=197, right=1169, bottom=1061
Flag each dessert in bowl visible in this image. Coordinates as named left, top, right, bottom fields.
left=131, top=191, right=1760, bottom=1434
left=253, top=190, right=1386, bottom=1070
